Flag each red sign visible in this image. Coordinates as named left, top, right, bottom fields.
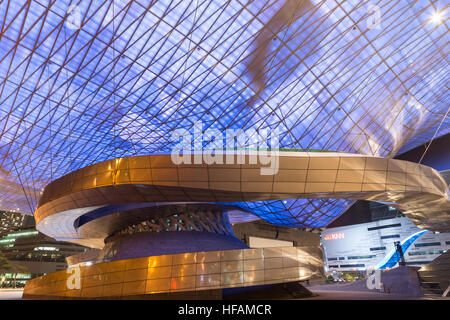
left=324, top=232, right=345, bottom=240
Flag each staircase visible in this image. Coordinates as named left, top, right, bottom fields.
left=418, top=277, right=444, bottom=296
left=418, top=250, right=450, bottom=297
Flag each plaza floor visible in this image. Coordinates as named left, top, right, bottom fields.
left=0, top=289, right=23, bottom=300
left=0, top=287, right=447, bottom=300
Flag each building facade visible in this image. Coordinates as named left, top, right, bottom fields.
left=322, top=216, right=450, bottom=273
left=0, top=228, right=86, bottom=288
left=0, top=211, right=35, bottom=234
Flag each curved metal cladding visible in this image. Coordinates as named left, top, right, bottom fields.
left=0, top=1, right=448, bottom=226
left=34, top=152, right=450, bottom=248
left=23, top=246, right=324, bottom=299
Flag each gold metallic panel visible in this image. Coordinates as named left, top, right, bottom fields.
left=171, top=264, right=196, bottom=277
left=102, top=283, right=123, bottom=297
left=147, top=266, right=172, bottom=280
left=148, top=255, right=173, bottom=268
left=278, top=156, right=309, bottom=169
left=124, top=268, right=147, bottom=282
left=274, top=169, right=307, bottom=182
left=34, top=152, right=449, bottom=245
left=221, top=272, right=244, bottom=286
left=244, top=270, right=265, bottom=283
left=264, top=257, right=283, bottom=269
left=178, top=168, right=209, bottom=181
left=103, top=260, right=126, bottom=273
left=196, top=262, right=220, bottom=275
left=220, top=249, right=244, bottom=261
left=130, top=169, right=152, bottom=183
left=273, top=182, right=305, bottom=193
left=388, top=159, right=407, bottom=172
left=196, top=274, right=221, bottom=288
left=362, top=183, right=386, bottom=192
left=243, top=248, right=263, bottom=260
left=387, top=171, right=406, bottom=185
left=170, top=276, right=196, bottom=291
left=282, top=246, right=298, bottom=257
left=125, top=257, right=149, bottom=270
left=282, top=256, right=299, bottom=268
left=336, top=170, right=364, bottom=183
left=150, top=155, right=177, bottom=168
left=122, top=280, right=146, bottom=295
left=208, top=181, right=240, bottom=192
left=243, top=259, right=264, bottom=271
left=307, top=170, right=338, bottom=183
left=308, top=157, right=339, bottom=169
left=221, top=260, right=243, bottom=273
left=304, top=182, right=335, bottom=193
left=241, top=168, right=273, bottom=182
left=263, top=247, right=283, bottom=258
left=338, top=157, right=366, bottom=170
left=335, top=182, right=362, bottom=192
left=172, top=252, right=198, bottom=265
left=23, top=246, right=323, bottom=299
left=151, top=168, right=178, bottom=181
left=208, top=168, right=240, bottom=181
left=241, top=182, right=273, bottom=193
left=81, top=286, right=103, bottom=298
left=264, top=268, right=285, bottom=281
left=365, top=157, right=388, bottom=171
left=146, top=278, right=171, bottom=294
left=82, top=275, right=104, bottom=288
left=197, top=251, right=221, bottom=263
left=129, top=156, right=151, bottom=169
left=363, top=170, right=386, bottom=184
left=104, top=271, right=124, bottom=285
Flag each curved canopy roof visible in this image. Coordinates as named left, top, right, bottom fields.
left=0, top=0, right=448, bottom=228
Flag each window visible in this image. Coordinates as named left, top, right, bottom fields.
left=339, top=264, right=365, bottom=268
left=367, top=223, right=401, bottom=231
left=327, top=258, right=338, bottom=261
left=380, top=234, right=400, bottom=240
left=414, top=242, right=441, bottom=248
left=408, top=250, right=445, bottom=256
left=405, top=261, right=431, bottom=265
left=370, top=246, right=386, bottom=251
left=348, top=255, right=376, bottom=260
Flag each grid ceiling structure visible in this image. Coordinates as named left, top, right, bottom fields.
left=0, top=0, right=448, bottom=228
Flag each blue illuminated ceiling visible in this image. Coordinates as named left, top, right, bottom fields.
left=0, top=0, right=448, bottom=228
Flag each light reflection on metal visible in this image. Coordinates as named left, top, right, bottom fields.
left=23, top=246, right=323, bottom=298
left=34, top=152, right=450, bottom=247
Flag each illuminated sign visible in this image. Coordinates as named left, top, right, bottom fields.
left=324, top=232, right=345, bottom=240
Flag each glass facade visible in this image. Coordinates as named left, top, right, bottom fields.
left=0, top=211, right=35, bottom=234
left=322, top=216, right=450, bottom=272
left=23, top=246, right=324, bottom=298
left=0, top=228, right=87, bottom=287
